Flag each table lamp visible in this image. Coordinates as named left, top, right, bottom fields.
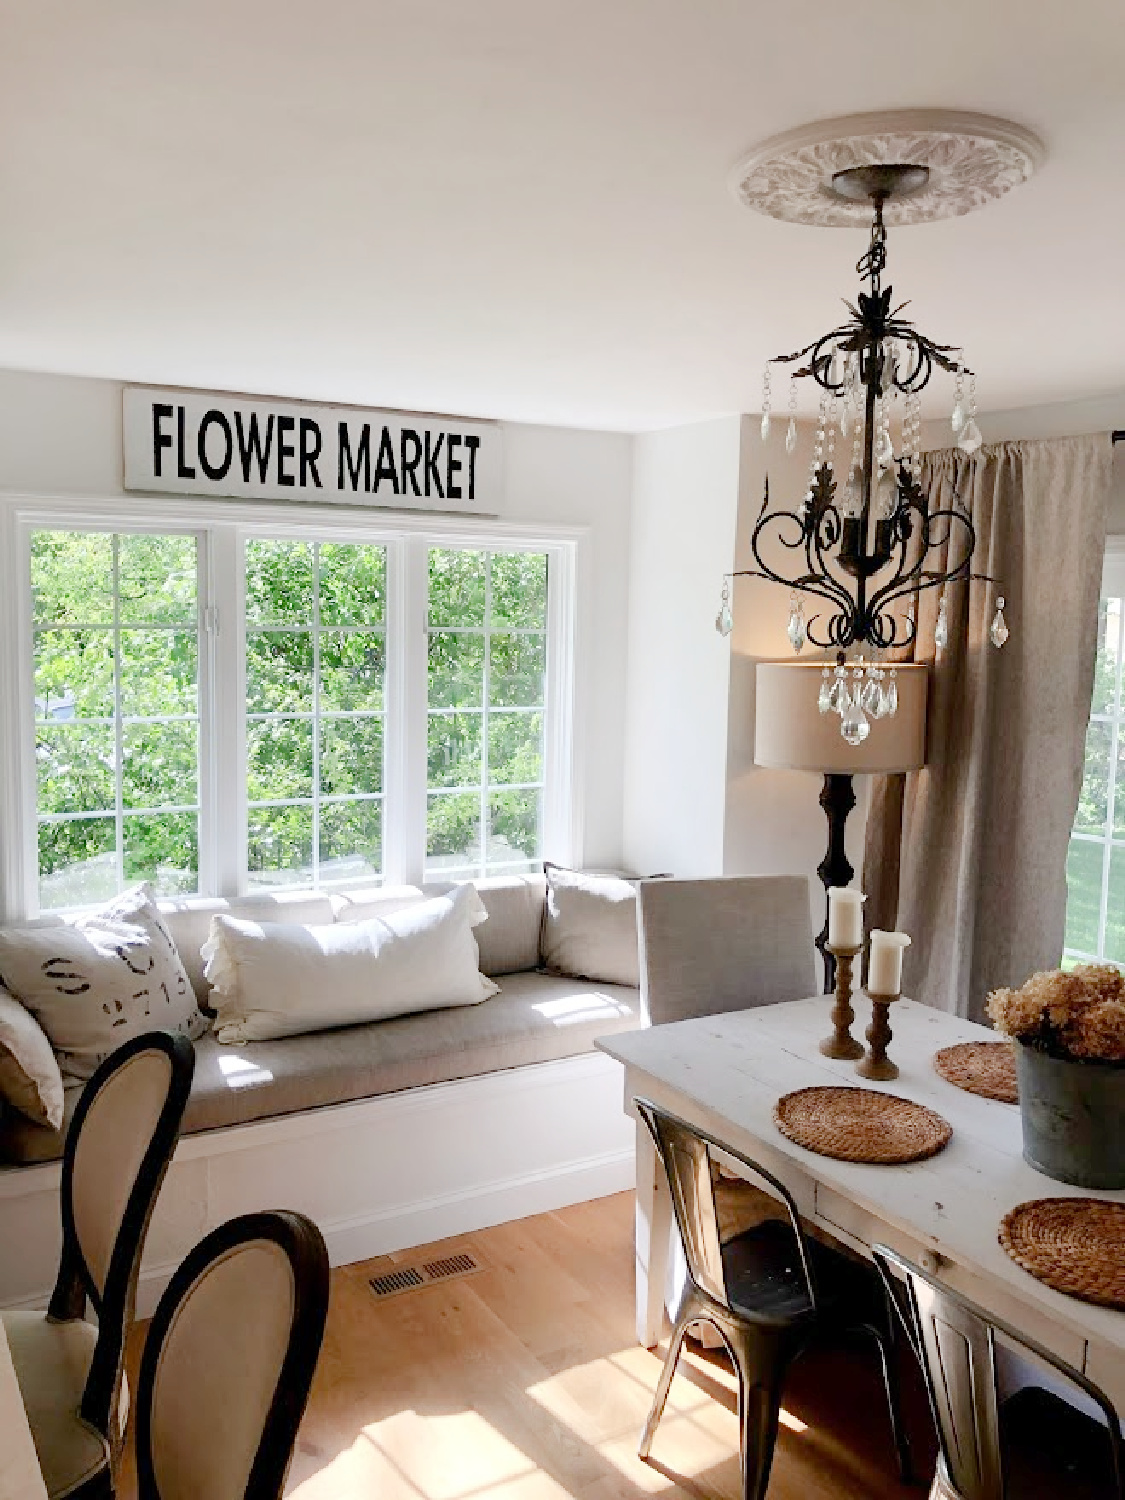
left=755, top=660, right=927, bottom=992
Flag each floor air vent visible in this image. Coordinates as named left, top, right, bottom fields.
left=368, top=1251, right=483, bottom=1301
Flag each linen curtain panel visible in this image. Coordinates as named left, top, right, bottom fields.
left=863, top=435, right=1113, bottom=1019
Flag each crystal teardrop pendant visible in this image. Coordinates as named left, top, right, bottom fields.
left=990, top=596, right=1009, bottom=649
left=958, top=417, right=983, bottom=455
left=876, top=468, right=897, bottom=518
left=840, top=699, right=871, bottom=746
left=934, top=595, right=950, bottom=651
left=876, top=430, right=894, bottom=469
left=861, top=674, right=881, bottom=714
left=787, top=598, right=806, bottom=653
left=951, top=398, right=965, bottom=436
left=818, top=667, right=832, bottom=715
left=827, top=666, right=848, bottom=714
left=843, top=470, right=862, bottom=517
left=882, top=670, right=899, bottom=717
left=715, top=580, right=733, bottom=637
left=785, top=417, right=797, bottom=456
left=761, top=410, right=771, bottom=442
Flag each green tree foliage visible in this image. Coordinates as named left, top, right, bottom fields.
left=244, top=541, right=386, bottom=889
left=33, top=532, right=200, bottom=906
left=425, top=550, right=547, bottom=872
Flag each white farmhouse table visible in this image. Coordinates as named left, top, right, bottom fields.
left=0, top=1317, right=47, bottom=1500
left=597, top=996, right=1125, bottom=1412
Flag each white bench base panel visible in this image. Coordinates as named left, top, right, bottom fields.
left=0, top=1051, right=634, bottom=1317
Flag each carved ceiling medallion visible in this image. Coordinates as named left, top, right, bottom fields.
left=731, top=109, right=1045, bottom=227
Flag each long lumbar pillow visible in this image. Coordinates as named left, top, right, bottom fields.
left=203, top=883, right=499, bottom=1044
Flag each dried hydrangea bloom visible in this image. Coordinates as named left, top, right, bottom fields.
left=987, top=985, right=1045, bottom=1039
left=1064, top=1000, right=1125, bottom=1061
left=987, top=963, right=1125, bottom=1058
left=1070, top=963, right=1125, bottom=1005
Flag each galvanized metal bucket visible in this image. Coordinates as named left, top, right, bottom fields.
left=1015, top=1043, right=1125, bottom=1190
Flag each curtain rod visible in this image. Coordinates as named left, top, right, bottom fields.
left=1114, top=430, right=1124, bottom=444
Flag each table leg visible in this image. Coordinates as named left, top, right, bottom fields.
left=634, top=1116, right=672, bottom=1348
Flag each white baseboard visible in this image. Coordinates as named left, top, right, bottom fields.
left=0, top=1051, right=635, bottom=1317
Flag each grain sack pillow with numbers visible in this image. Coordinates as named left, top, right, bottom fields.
left=0, top=885, right=208, bottom=1081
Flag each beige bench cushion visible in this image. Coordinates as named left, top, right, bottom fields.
left=0, top=971, right=639, bottom=1164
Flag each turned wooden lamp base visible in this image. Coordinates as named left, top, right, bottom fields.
left=820, top=944, right=865, bottom=1059
left=856, top=994, right=900, bottom=1079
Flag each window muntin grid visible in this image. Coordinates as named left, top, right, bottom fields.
left=425, top=548, right=548, bottom=881
left=245, top=539, right=386, bottom=891
left=31, top=530, right=201, bottom=909
left=1064, top=590, right=1125, bottom=968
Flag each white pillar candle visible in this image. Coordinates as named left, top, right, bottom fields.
left=827, top=888, right=865, bottom=949
left=868, top=930, right=911, bottom=996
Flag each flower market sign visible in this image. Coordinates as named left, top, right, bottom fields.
left=123, top=387, right=501, bottom=512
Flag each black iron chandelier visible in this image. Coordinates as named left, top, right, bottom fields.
left=717, top=164, right=1009, bottom=745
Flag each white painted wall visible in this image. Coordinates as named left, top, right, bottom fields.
left=0, top=369, right=634, bottom=870
left=499, top=421, right=633, bottom=867
left=622, top=417, right=742, bottom=876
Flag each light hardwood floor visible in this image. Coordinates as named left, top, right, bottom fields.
left=123, top=1190, right=930, bottom=1499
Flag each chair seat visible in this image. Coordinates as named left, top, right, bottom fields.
left=721, top=1220, right=880, bottom=1328
left=1, top=1310, right=108, bottom=1499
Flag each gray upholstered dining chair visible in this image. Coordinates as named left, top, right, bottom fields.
left=135, top=1210, right=330, bottom=1500
left=637, top=875, right=816, bottom=1027
left=637, top=1099, right=908, bottom=1500
left=2, top=1030, right=195, bottom=1499
left=874, top=1244, right=1123, bottom=1500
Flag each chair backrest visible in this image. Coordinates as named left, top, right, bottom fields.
left=636, top=1098, right=818, bottom=1316
left=49, top=1030, right=195, bottom=1438
left=637, top=875, right=816, bottom=1026
left=873, top=1245, right=1124, bottom=1500
left=136, top=1211, right=330, bottom=1500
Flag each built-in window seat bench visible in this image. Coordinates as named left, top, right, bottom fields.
left=0, top=874, right=639, bottom=1314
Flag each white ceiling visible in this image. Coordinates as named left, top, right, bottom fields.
left=1, top=1, right=1123, bottom=431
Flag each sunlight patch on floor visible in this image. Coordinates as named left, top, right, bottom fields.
left=288, top=1411, right=552, bottom=1500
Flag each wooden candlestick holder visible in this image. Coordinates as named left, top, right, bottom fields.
left=857, top=992, right=900, bottom=1080
left=819, top=943, right=864, bottom=1059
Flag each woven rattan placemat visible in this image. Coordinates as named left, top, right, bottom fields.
left=774, top=1086, right=953, bottom=1164
left=934, top=1041, right=1018, bottom=1104
left=1000, top=1198, right=1125, bottom=1310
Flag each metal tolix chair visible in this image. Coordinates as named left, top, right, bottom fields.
left=874, top=1243, right=1123, bottom=1500
left=636, top=1099, right=909, bottom=1500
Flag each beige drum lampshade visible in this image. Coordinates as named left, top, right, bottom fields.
left=755, top=661, right=927, bottom=774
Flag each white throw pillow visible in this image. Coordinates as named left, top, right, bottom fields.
left=203, top=883, right=500, bottom=1044
left=0, top=886, right=207, bottom=1081
left=539, top=863, right=642, bottom=988
left=0, top=986, right=65, bottom=1129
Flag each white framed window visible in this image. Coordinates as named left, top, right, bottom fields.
left=244, top=538, right=387, bottom=891
left=29, top=527, right=207, bottom=910
left=1, top=495, right=580, bottom=918
left=1064, top=544, right=1125, bottom=968
left=426, top=546, right=549, bottom=881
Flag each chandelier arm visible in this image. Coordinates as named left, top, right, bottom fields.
left=751, top=503, right=812, bottom=557
left=866, top=502, right=977, bottom=619
left=807, top=512, right=863, bottom=627
left=730, top=567, right=859, bottom=639
left=751, top=476, right=859, bottom=622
